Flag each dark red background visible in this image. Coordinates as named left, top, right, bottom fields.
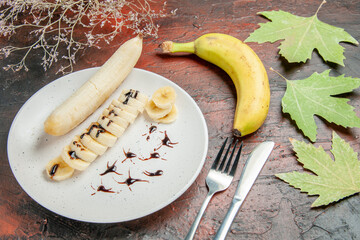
left=1, top=0, right=360, bottom=239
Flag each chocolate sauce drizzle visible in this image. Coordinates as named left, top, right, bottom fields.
left=109, top=109, right=117, bottom=116
left=72, top=140, right=85, bottom=151
left=68, top=151, right=79, bottom=159
left=49, top=164, right=58, bottom=178
left=122, top=149, right=137, bottom=163
left=155, top=131, right=178, bottom=150
left=142, top=124, right=158, bottom=141
left=123, top=90, right=139, bottom=105
left=91, top=185, right=115, bottom=195
left=87, top=125, right=178, bottom=194
left=80, top=123, right=106, bottom=139
left=100, top=160, right=122, bottom=176
left=149, top=125, right=157, bottom=134
left=114, top=170, right=149, bottom=191
left=100, top=115, right=113, bottom=127
left=139, top=152, right=166, bottom=161
left=143, top=170, right=163, bottom=177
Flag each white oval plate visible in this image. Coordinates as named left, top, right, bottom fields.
left=7, top=68, right=208, bottom=223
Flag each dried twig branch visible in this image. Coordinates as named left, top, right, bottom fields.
left=0, top=0, right=176, bottom=74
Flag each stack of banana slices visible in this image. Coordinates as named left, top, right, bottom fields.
left=145, top=86, right=178, bottom=123
left=45, top=89, right=148, bottom=181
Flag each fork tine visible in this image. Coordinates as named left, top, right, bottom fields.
left=229, top=141, right=243, bottom=177
left=218, top=138, right=233, bottom=170
left=224, top=139, right=239, bottom=173
left=211, top=137, right=229, bottom=170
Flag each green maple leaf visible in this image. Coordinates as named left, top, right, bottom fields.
left=276, top=132, right=360, bottom=207
left=281, top=70, right=360, bottom=142
left=245, top=2, right=359, bottom=66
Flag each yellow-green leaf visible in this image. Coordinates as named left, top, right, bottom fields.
left=281, top=70, right=360, bottom=142
left=245, top=4, right=358, bottom=66
left=276, top=132, right=360, bottom=207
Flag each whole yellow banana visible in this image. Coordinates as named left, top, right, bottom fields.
left=161, top=33, right=270, bottom=137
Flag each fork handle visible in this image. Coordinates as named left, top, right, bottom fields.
left=213, top=198, right=243, bottom=240
left=184, top=190, right=215, bottom=240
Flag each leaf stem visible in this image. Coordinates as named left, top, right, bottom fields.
left=269, top=67, right=289, bottom=82
left=315, top=0, right=326, bottom=16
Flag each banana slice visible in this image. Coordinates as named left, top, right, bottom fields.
left=106, top=105, right=137, bottom=124
left=70, top=136, right=97, bottom=162
left=80, top=133, right=108, bottom=155
left=112, top=99, right=139, bottom=116
left=86, top=123, right=117, bottom=147
left=118, top=94, right=146, bottom=112
left=152, top=86, right=176, bottom=109
left=61, top=145, right=91, bottom=171
left=122, top=89, right=148, bottom=105
left=97, top=115, right=125, bottom=137
left=103, top=108, right=129, bottom=129
left=145, top=99, right=172, bottom=120
left=156, top=105, right=178, bottom=123
left=45, top=156, right=74, bottom=181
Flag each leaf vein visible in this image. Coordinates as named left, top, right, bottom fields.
left=305, top=153, right=352, bottom=188
left=295, top=86, right=350, bottom=120
left=313, top=23, right=336, bottom=59
left=291, top=16, right=315, bottom=59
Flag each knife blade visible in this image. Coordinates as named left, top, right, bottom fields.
left=214, top=141, right=274, bottom=240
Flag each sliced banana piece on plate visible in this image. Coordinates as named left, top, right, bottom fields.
left=106, top=105, right=137, bottom=124
left=145, top=86, right=178, bottom=123
left=80, top=133, right=108, bottom=155
left=97, top=115, right=125, bottom=138
left=45, top=156, right=74, bottom=181
left=152, top=86, right=176, bottom=109
left=103, top=108, right=129, bottom=129
left=112, top=99, right=140, bottom=116
left=61, top=145, right=91, bottom=171
left=119, top=93, right=146, bottom=112
left=122, top=89, right=148, bottom=105
left=86, top=123, right=117, bottom=147
left=156, top=105, right=178, bottom=124
left=70, top=136, right=98, bottom=162
left=145, top=100, right=172, bottom=120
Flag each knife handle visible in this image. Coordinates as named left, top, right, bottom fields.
left=213, top=197, right=243, bottom=240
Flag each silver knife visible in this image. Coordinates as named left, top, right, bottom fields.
left=214, top=141, right=274, bottom=240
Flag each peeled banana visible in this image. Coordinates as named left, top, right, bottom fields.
left=145, top=86, right=178, bottom=123
left=44, top=35, right=143, bottom=136
left=46, top=89, right=148, bottom=181
left=161, top=33, right=270, bottom=137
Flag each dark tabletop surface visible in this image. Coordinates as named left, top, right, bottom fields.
left=1, top=0, right=360, bottom=239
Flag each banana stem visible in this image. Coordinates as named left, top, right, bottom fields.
left=161, top=41, right=195, bottom=53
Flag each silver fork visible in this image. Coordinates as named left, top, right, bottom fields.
left=184, top=137, right=243, bottom=240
